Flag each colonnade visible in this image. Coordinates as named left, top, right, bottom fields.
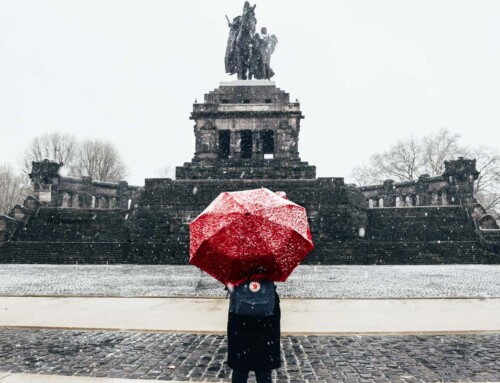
left=367, top=190, right=452, bottom=208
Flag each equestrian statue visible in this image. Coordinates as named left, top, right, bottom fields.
left=225, top=2, right=278, bottom=80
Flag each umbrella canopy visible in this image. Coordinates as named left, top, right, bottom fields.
left=189, top=188, right=314, bottom=285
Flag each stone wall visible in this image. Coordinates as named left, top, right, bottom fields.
left=1, top=83, right=499, bottom=265
left=14, top=208, right=129, bottom=243
left=127, top=177, right=368, bottom=263
left=306, top=240, right=498, bottom=265
left=366, top=206, right=475, bottom=242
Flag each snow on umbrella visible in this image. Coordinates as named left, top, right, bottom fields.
left=189, top=188, right=314, bottom=285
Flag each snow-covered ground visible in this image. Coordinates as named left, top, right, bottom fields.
left=1, top=264, right=499, bottom=298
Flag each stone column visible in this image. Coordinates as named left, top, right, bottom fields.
left=79, top=176, right=93, bottom=208
left=274, top=121, right=289, bottom=160
left=396, top=196, right=403, bottom=207
left=230, top=131, right=240, bottom=159
left=61, top=192, right=71, bottom=208
left=194, top=121, right=218, bottom=161
left=72, top=193, right=79, bottom=208
left=253, top=130, right=262, bottom=159
left=292, top=118, right=301, bottom=159
left=382, top=180, right=395, bottom=207
left=116, top=181, right=130, bottom=210
left=417, top=175, right=430, bottom=206
left=441, top=191, right=449, bottom=205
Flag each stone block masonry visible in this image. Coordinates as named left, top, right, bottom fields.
left=0, top=82, right=499, bottom=264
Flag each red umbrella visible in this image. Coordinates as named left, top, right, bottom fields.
left=189, top=188, right=314, bottom=285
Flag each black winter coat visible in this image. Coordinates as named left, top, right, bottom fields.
left=227, top=290, right=281, bottom=371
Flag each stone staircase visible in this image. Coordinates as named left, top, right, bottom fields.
left=481, top=229, right=500, bottom=253
left=0, top=241, right=130, bottom=264
left=305, top=240, right=498, bottom=265
left=367, top=206, right=476, bottom=242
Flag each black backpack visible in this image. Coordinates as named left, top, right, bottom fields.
left=229, top=279, right=276, bottom=317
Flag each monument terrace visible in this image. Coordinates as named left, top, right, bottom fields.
left=0, top=2, right=499, bottom=264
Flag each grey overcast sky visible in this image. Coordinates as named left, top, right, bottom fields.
left=1, top=0, right=499, bottom=185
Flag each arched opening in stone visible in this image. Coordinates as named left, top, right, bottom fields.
left=441, top=191, right=448, bottom=205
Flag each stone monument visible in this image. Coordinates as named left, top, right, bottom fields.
left=0, top=3, right=499, bottom=264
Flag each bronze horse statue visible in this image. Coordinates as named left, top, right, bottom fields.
left=225, top=2, right=258, bottom=80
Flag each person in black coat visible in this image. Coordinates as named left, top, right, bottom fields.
left=227, top=282, right=281, bottom=383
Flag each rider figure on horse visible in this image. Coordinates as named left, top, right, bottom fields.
left=224, top=2, right=278, bottom=80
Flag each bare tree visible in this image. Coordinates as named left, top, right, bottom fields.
left=466, top=146, right=500, bottom=214
left=351, top=129, right=464, bottom=184
left=422, top=128, right=466, bottom=175
left=350, top=165, right=381, bottom=186
left=72, top=139, right=128, bottom=182
left=372, top=135, right=423, bottom=182
left=351, top=135, right=424, bottom=185
left=21, top=133, right=77, bottom=176
left=0, top=163, right=30, bottom=215
left=350, top=128, right=500, bottom=218
left=154, top=165, right=176, bottom=179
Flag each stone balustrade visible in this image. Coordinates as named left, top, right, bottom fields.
left=28, top=160, right=141, bottom=210
left=359, top=175, right=455, bottom=208
left=357, top=158, right=499, bottom=233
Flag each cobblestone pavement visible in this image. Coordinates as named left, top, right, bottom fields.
left=1, top=265, right=500, bottom=299
left=0, top=329, right=499, bottom=382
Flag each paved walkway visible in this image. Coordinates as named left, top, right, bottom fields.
left=0, top=373, right=168, bottom=382
left=1, top=265, right=500, bottom=382
left=1, top=265, right=500, bottom=298
left=1, top=330, right=500, bottom=382
left=1, top=296, right=500, bottom=334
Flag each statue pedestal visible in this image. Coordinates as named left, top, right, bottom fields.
left=176, top=81, right=315, bottom=180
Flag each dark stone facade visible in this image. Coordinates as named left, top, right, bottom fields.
left=177, top=81, right=316, bottom=180
left=127, top=177, right=366, bottom=264
left=0, top=82, right=499, bottom=264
